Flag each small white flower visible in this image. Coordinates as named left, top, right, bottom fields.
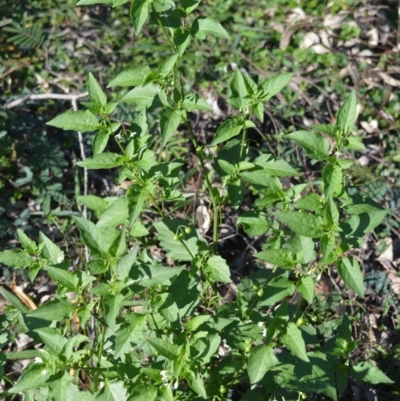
left=173, top=381, right=179, bottom=389
left=262, top=327, right=267, bottom=337
left=41, top=369, right=47, bottom=376
left=129, top=131, right=137, bottom=138
left=57, top=256, right=63, bottom=263
left=258, top=322, right=264, bottom=328
left=334, top=151, right=342, bottom=158
left=34, top=357, right=43, bottom=363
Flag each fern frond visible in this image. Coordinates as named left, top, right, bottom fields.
left=4, top=22, right=45, bottom=49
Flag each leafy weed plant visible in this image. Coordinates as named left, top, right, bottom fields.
left=0, top=0, right=394, bottom=400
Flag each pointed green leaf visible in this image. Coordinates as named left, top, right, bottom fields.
left=173, top=27, right=191, bottom=57
left=295, top=193, right=323, bottom=211
left=44, top=265, right=79, bottom=290
left=47, top=110, right=100, bottom=133
left=158, top=54, right=179, bottom=77
left=147, top=337, right=179, bottom=360
left=0, top=286, right=29, bottom=312
left=337, top=257, right=364, bottom=297
left=352, top=361, right=394, bottom=384
left=336, top=90, right=357, bottom=135
left=322, top=164, right=342, bottom=198
left=274, top=211, right=325, bottom=238
left=121, top=83, right=164, bottom=111
left=285, top=130, right=329, bottom=161
left=130, top=0, right=151, bottom=35
left=108, top=66, right=151, bottom=87
left=185, top=370, right=207, bottom=399
left=9, top=362, right=52, bottom=393
left=182, top=93, right=212, bottom=112
left=259, top=73, right=294, bottom=101
left=280, top=322, right=309, bottom=362
left=212, top=118, right=243, bottom=146
left=77, top=195, right=110, bottom=218
left=160, top=108, right=182, bottom=147
left=92, top=130, right=110, bottom=155
left=95, top=380, right=128, bottom=401
left=248, top=345, right=279, bottom=384
left=39, top=232, right=64, bottom=265
left=77, top=153, right=124, bottom=169
left=97, top=197, right=129, bottom=227
left=115, top=314, right=146, bottom=358
left=0, top=249, right=31, bottom=268
left=255, top=158, right=299, bottom=177
left=205, top=255, right=232, bottom=283
left=297, top=276, right=314, bottom=304
left=88, top=72, right=106, bottom=105
left=255, top=249, right=295, bottom=268
left=27, top=298, right=75, bottom=321
left=17, top=229, right=37, bottom=253
left=227, top=69, right=249, bottom=110
left=236, top=211, right=269, bottom=236
left=227, top=178, right=245, bottom=210
left=191, top=17, right=230, bottom=40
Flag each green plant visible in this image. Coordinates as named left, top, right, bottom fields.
left=0, top=1, right=394, bottom=400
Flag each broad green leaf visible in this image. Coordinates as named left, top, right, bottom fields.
left=325, top=196, right=339, bottom=226
left=88, top=72, right=106, bottom=105
left=95, top=380, right=128, bottom=401
left=227, top=178, right=245, bottom=210
left=337, top=257, right=364, bottom=297
left=115, top=314, right=146, bottom=359
left=259, top=72, right=294, bottom=101
left=135, top=264, right=184, bottom=288
left=129, top=385, right=157, bottom=401
left=9, top=362, right=52, bottom=393
left=154, top=220, right=206, bottom=261
left=130, top=221, right=149, bottom=237
left=115, top=246, right=138, bottom=280
left=121, top=83, right=164, bottom=111
left=217, top=159, right=235, bottom=176
left=0, top=249, right=31, bottom=268
left=193, top=333, right=221, bottom=364
left=255, top=249, right=295, bottom=268
left=43, top=265, right=78, bottom=290
left=254, top=158, right=298, bottom=177
left=34, top=327, right=67, bottom=352
left=47, top=110, right=100, bottom=133
left=286, top=130, right=329, bottom=161
left=173, top=27, right=191, bottom=56
left=227, top=69, right=249, bottom=110
left=160, top=108, right=182, bottom=147
left=322, top=164, right=342, bottom=198
left=158, top=54, right=179, bottom=77
left=97, top=197, right=129, bottom=227
left=181, top=0, right=201, bottom=13
left=77, top=153, right=124, bottom=169
left=0, top=286, right=29, bottom=312
left=147, top=337, right=179, bottom=360
left=92, top=130, right=110, bottom=155
left=77, top=0, right=129, bottom=5
left=205, top=255, right=232, bottom=283
left=351, top=361, right=394, bottom=384
left=312, top=123, right=338, bottom=138
left=345, top=136, right=365, bottom=150
left=185, top=370, right=207, bottom=399
left=48, top=371, right=73, bottom=401
left=130, top=0, right=151, bottom=35
left=248, top=345, right=279, bottom=384
left=212, top=117, right=243, bottom=146
left=280, top=322, right=309, bottom=362
left=77, top=195, right=110, bottom=218
left=103, top=293, right=124, bottom=329
left=336, top=90, right=357, bottom=135
left=288, top=233, right=316, bottom=264
left=240, top=170, right=281, bottom=190
left=191, top=17, right=230, bottom=40
left=259, top=277, right=295, bottom=306
left=107, top=66, right=150, bottom=87
left=295, top=193, right=322, bottom=211
left=274, top=211, right=325, bottom=238
left=236, top=211, right=269, bottom=236
left=27, top=298, right=75, bottom=321
left=296, top=276, right=314, bottom=304
left=182, top=93, right=212, bottom=112
left=39, top=232, right=64, bottom=265
left=183, top=315, right=211, bottom=331
left=17, top=229, right=37, bottom=253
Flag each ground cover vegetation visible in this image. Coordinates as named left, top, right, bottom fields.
left=1, top=0, right=400, bottom=400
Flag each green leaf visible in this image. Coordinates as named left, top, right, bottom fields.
left=129, top=385, right=157, bottom=401
left=312, top=124, right=338, bottom=138
left=97, top=197, right=129, bottom=227
left=95, top=380, right=128, bottom=401
left=181, top=0, right=201, bottom=14
left=248, top=345, right=279, bottom=384
left=34, top=327, right=67, bottom=352
left=130, top=0, right=151, bottom=35
left=205, top=255, right=232, bottom=283
left=182, top=93, right=212, bottom=112
left=322, top=164, right=342, bottom=198
left=48, top=371, right=73, bottom=401
left=0, top=286, right=29, bottom=312
left=182, top=315, right=211, bottom=331
left=135, top=264, right=184, bottom=288
left=9, top=362, right=52, bottom=393
left=88, top=72, right=106, bottom=105
left=285, top=130, right=329, bottom=161
left=147, top=337, right=179, bottom=360
left=39, top=232, right=64, bottom=265
left=345, top=136, right=365, bottom=150
left=121, top=83, right=164, bottom=111
left=351, top=361, right=394, bottom=384
left=280, top=322, right=309, bottom=362
left=227, top=69, right=250, bottom=110
left=43, top=265, right=78, bottom=290
left=92, top=130, right=110, bottom=155
left=173, top=27, right=191, bottom=57
left=77, top=0, right=129, bottom=5
left=337, top=257, right=364, bottom=297
left=254, top=158, right=298, bottom=177
left=0, top=249, right=31, bottom=268
left=236, top=211, right=269, bottom=236
left=227, top=178, right=245, bottom=210
left=217, top=159, right=235, bottom=176
left=185, top=370, right=207, bottom=399
left=259, top=72, right=294, bottom=101
left=160, top=108, right=182, bottom=147
left=336, top=90, right=357, bottom=135
left=47, top=110, right=100, bottom=133
left=77, top=195, right=110, bottom=218
left=77, top=153, right=124, bottom=169
left=116, top=246, right=138, bottom=280
left=259, top=277, right=295, bottom=306
left=274, top=211, right=325, bottom=238
left=295, top=193, right=322, bottom=211
left=17, top=229, right=37, bottom=253
left=211, top=118, right=243, bottom=146
left=191, top=17, right=230, bottom=40
left=27, top=298, right=75, bottom=321
left=255, top=249, right=295, bottom=268
left=158, top=54, right=179, bottom=77
left=115, top=314, right=146, bottom=359
left=296, top=276, right=314, bottom=304
left=107, top=66, right=151, bottom=87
